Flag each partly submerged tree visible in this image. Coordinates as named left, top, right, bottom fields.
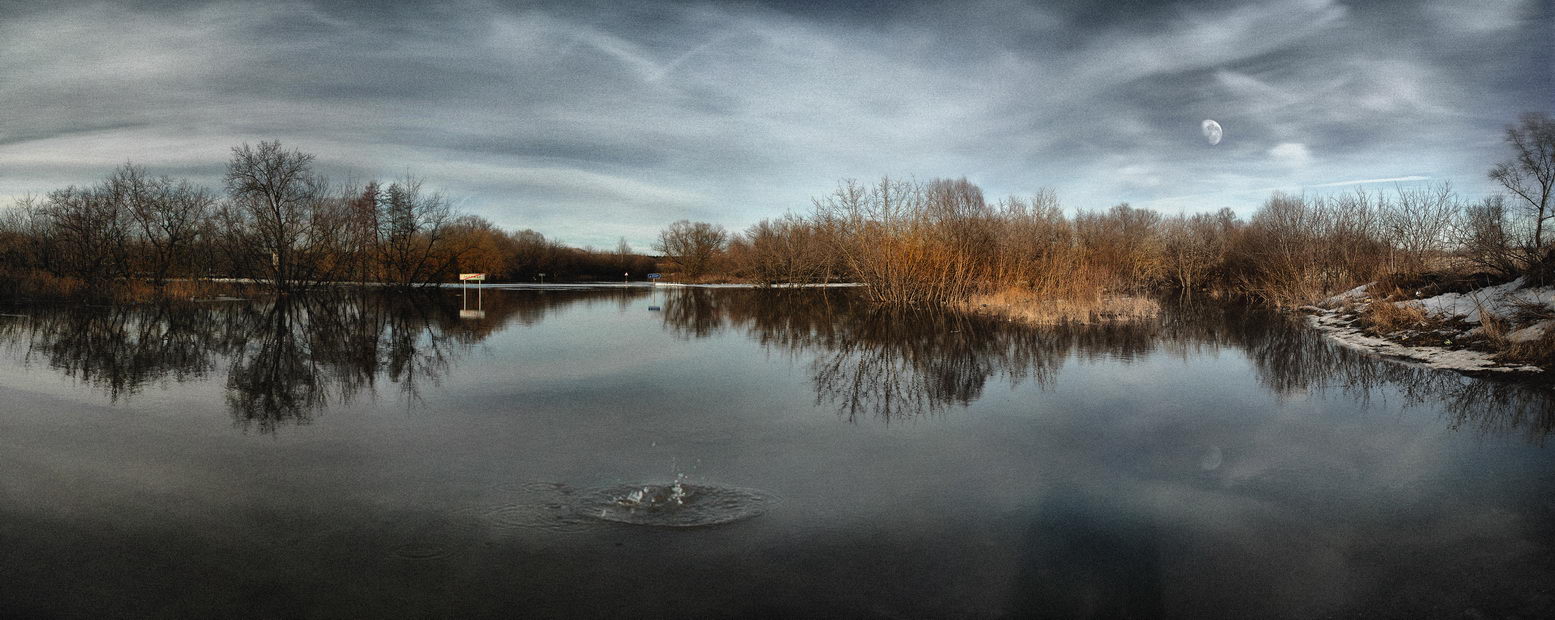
left=222, top=141, right=331, bottom=293
left=375, top=176, right=456, bottom=287
left=655, top=220, right=728, bottom=278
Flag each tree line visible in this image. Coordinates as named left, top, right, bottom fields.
left=0, top=140, right=660, bottom=299
left=653, top=113, right=1555, bottom=308
left=4, top=113, right=1552, bottom=307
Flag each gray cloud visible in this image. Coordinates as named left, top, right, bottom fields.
left=1, top=0, right=1549, bottom=248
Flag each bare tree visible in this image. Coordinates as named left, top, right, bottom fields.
left=113, top=163, right=216, bottom=287
left=732, top=215, right=831, bottom=285
left=0, top=195, right=54, bottom=278
left=224, top=141, right=331, bottom=293
left=1490, top=112, right=1555, bottom=249
left=1381, top=182, right=1459, bottom=273
left=1231, top=192, right=1326, bottom=304
left=654, top=220, right=728, bottom=278
left=334, top=181, right=383, bottom=285
left=376, top=176, right=456, bottom=287
left=1161, top=210, right=1233, bottom=291
left=1458, top=195, right=1523, bottom=277
left=1075, top=203, right=1164, bottom=289
left=1326, top=188, right=1385, bottom=277
left=39, top=184, right=131, bottom=286
left=614, top=237, right=635, bottom=275
left=506, top=229, right=556, bottom=279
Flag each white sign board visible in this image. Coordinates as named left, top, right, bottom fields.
left=459, top=273, right=487, bottom=281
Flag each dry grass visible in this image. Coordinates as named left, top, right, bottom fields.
left=0, top=269, right=256, bottom=303
left=1363, top=294, right=1437, bottom=333
left=113, top=278, right=242, bottom=303
left=961, top=287, right=1160, bottom=325
left=659, top=272, right=753, bottom=285
left=1505, top=297, right=1555, bottom=324
left=0, top=270, right=85, bottom=298
left=1504, top=328, right=1555, bottom=365
left=1478, top=308, right=1512, bottom=349
left=1483, top=295, right=1555, bottom=364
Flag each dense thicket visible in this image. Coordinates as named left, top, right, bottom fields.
left=704, top=177, right=1527, bottom=307
left=694, top=113, right=1555, bottom=307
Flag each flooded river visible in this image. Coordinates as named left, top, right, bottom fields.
left=1, top=287, right=1551, bottom=617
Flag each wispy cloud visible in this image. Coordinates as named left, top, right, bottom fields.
left=1269, top=143, right=1312, bottom=168
left=1312, top=176, right=1432, bottom=188
left=0, top=0, right=1547, bottom=247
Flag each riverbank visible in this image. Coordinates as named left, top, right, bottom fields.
left=652, top=281, right=863, bottom=289
left=1303, top=275, right=1555, bottom=375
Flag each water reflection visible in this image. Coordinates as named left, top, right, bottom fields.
left=5, top=303, right=224, bottom=400
left=1, top=287, right=1551, bottom=442
left=656, top=289, right=1555, bottom=441
left=1011, top=483, right=1166, bottom=617
left=0, top=288, right=647, bottom=432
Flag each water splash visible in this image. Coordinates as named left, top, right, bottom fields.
left=615, top=474, right=692, bottom=510
left=579, top=476, right=777, bottom=528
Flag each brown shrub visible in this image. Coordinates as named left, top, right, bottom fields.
left=1503, top=327, right=1555, bottom=365
left=1364, top=298, right=1435, bottom=333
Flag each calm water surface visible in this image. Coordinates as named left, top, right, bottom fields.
left=1, top=287, right=1552, bottom=618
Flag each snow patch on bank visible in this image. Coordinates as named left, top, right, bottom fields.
left=1322, top=277, right=1555, bottom=324
left=1323, top=284, right=1372, bottom=306
left=1307, top=308, right=1542, bottom=374
left=1403, top=277, right=1555, bottom=323
left=1508, top=320, right=1555, bottom=343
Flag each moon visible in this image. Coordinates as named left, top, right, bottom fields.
left=1201, top=119, right=1223, bottom=145
left=1199, top=446, right=1223, bottom=471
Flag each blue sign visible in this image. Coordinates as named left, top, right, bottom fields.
left=647, top=273, right=662, bottom=279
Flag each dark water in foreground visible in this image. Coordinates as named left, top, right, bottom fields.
left=1, top=287, right=1552, bottom=618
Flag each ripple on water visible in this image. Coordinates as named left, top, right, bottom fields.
left=387, top=509, right=483, bottom=561
left=390, top=541, right=458, bottom=560
left=377, top=509, right=485, bottom=562
left=478, top=481, right=594, bottom=533
left=577, top=482, right=778, bottom=528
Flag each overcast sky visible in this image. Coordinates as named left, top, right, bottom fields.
left=1, top=0, right=1549, bottom=249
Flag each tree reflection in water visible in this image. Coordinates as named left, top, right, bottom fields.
left=657, top=289, right=1555, bottom=441
left=2, top=303, right=224, bottom=400
left=1, top=287, right=1550, bottom=441
left=0, top=288, right=645, bottom=433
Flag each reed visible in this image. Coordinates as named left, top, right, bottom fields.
left=962, top=288, right=1160, bottom=325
